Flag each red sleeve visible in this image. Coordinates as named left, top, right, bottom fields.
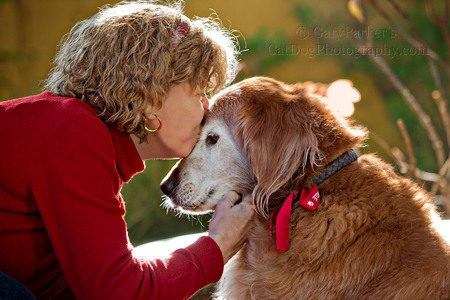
left=30, top=116, right=223, bottom=300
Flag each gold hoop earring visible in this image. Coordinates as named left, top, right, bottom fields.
left=144, top=114, right=162, bottom=133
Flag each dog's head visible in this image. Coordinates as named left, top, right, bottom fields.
left=160, top=77, right=366, bottom=217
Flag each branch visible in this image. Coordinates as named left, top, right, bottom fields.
left=431, top=156, right=450, bottom=195
left=397, top=119, right=419, bottom=181
left=369, top=131, right=409, bottom=172
left=391, top=147, right=440, bottom=182
left=368, top=0, right=450, bottom=151
left=384, top=0, right=450, bottom=150
left=425, top=0, right=450, bottom=59
left=441, top=186, right=450, bottom=217
left=356, top=39, right=445, bottom=166
left=391, top=147, right=409, bottom=174
left=370, top=132, right=442, bottom=184
left=432, top=90, right=450, bottom=150
left=365, top=0, right=450, bottom=76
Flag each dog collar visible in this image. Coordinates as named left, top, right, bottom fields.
left=311, top=149, right=358, bottom=185
left=267, top=149, right=358, bottom=254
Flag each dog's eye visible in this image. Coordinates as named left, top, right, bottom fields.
left=206, top=134, right=219, bottom=146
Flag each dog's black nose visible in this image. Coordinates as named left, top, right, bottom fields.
left=160, top=178, right=177, bottom=196
left=160, top=162, right=182, bottom=197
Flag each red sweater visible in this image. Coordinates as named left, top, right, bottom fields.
left=0, top=92, right=223, bottom=299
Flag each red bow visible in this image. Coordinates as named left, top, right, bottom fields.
left=267, top=185, right=320, bottom=254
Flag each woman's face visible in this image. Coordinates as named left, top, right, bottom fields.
left=145, top=81, right=209, bottom=158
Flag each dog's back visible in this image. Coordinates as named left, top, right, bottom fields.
left=218, top=154, right=450, bottom=300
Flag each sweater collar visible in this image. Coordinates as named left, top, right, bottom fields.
left=55, top=93, right=145, bottom=182
left=108, top=127, right=145, bottom=183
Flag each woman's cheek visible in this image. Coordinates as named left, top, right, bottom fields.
left=178, top=140, right=196, bottom=158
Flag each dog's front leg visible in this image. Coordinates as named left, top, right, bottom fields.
left=214, top=251, right=254, bottom=300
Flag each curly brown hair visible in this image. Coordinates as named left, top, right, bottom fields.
left=44, top=0, right=239, bottom=142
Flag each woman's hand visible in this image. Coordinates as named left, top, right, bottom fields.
left=208, top=192, right=255, bottom=264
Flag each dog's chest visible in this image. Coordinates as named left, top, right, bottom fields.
left=221, top=220, right=313, bottom=299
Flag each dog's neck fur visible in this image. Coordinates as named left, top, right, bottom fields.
left=267, top=149, right=359, bottom=215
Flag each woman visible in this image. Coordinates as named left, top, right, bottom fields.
left=0, top=1, right=254, bottom=299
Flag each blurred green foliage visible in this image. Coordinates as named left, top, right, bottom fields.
left=122, top=159, right=212, bottom=245
left=293, top=2, right=448, bottom=172
left=237, top=27, right=295, bottom=75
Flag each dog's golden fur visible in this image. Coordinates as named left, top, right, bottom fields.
left=163, top=77, right=450, bottom=299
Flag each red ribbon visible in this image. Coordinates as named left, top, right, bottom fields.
left=267, top=185, right=320, bottom=254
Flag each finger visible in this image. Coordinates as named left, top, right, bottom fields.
left=240, top=194, right=253, bottom=204
left=237, top=194, right=254, bottom=212
left=217, top=191, right=240, bottom=209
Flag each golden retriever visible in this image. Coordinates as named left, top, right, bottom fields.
left=160, top=77, right=450, bottom=300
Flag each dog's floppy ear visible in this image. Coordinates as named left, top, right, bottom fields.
left=237, top=88, right=324, bottom=218
left=236, top=80, right=366, bottom=218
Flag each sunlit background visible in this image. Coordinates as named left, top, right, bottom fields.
left=1, top=0, right=448, bottom=246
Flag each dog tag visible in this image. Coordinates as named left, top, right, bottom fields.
left=267, top=186, right=320, bottom=254
left=299, top=185, right=320, bottom=211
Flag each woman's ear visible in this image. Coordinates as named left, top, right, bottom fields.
left=147, top=114, right=157, bottom=120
